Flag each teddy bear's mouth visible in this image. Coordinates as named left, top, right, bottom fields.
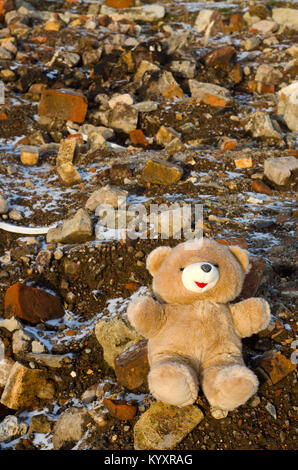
left=195, top=282, right=208, bottom=288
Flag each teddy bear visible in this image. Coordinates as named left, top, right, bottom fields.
left=127, top=238, right=271, bottom=418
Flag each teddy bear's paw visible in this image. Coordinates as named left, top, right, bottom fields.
left=210, top=407, right=228, bottom=419
left=149, top=361, right=198, bottom=407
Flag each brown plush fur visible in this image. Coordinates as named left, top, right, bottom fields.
left=127, top=239, right=271, bottom=415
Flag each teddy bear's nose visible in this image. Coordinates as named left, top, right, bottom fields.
left=201, top=264, right=212, bottom=273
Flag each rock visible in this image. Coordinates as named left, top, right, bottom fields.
left=129, top=129, right=148, bottom=148
left=0, top=415, right=27, bottom=443
left=0, top=358, right=14, bottom=388
left=251, top=180, right=273, bottom=196
left=244, top=37, right=261, bottom=51
left=134, top=60, right=160, bottom=81
left=88, top=132, right=107, bottom=149
left=56, top=162, right=82, bottom=185
left=156, top=204, right=192, bottom=238
left=244, top=111, right=283, bottom=140
left=250, top=20, right=278, bottom=35
left=169, top=59, right=196, bottom=79
left=24, top=353, right=71, bottom=368
left=256, top=351, right=296, bottom=385
left=0, top=46, right=12, bottom=59
left=234, top=157, right=253, bottom=169
left=46, top=208, right=93, bottom=244
left=95, top=317, right=143, bottom=369
left=216, top=237, right=248, bottom=250
left=264, top=156, right=298, bottom=186
left=38, top=89, right=88, bottom=124
left=29, top=414, right=53, bottom=434
left=165, top=137, right=186, bottom=156
left=143, top=71, right=181, bottom=98
left=0, top=0, right=15, bottom=22
left=133, top=101, right=158, bottom=113
left=141, top=158, right=183, bottom=185
left=189, top=80, right=234, bottom=107
left=1, top=362, right=48, bottom=409
left=134, top=402, right=204, bottom=450
left=4, top=283, right=64, bottom=325
left=9, top=208, right=22, bottom=221
left=100, top=4, right=165, bottom=23
left=81, top=384, right=98, bottom=404
left=114, top=339, right=149, bottom=390
left=56, top=139, right=77, bottom=167
left=86, top=185, right=128, bottom=211
left=204, top=46, right=236, bottom=67
left=155, top=126, right=180, bottom=147
left=194, top=9, right=223, bottom=35
left=239, top=256, right=265, bottom=300
left=277, top=82, right=298, bottom=132
left=109, top=93, right=133, bottom=109
left=103, top=398, right=137, bottom=420
left=31, top=340, right=46, bottom=354
left=109, top=103, right=138, bottom=134
left=287, top=45, right=298, bottom=59
left=20, top=145, right=39, bottom=165
left=12, top=329, right=32, bottom=355
left=0, top=317, right=22, bottom=332
left=44, top=19, right=63, bottom=32
left=255, top=64, right=282, bottom=85
left=0, top=194, right=8, bottom=214
left=272, top=8, right=298, bottom=28
left=52, top=408, right=93, bottom=450
left=106, top=0, right=134, bottom=8
left=265, top=402, right=277, bottom=419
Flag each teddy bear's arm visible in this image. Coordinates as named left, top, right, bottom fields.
left=127, top=295, right=166, bottom=338
left=230, top=298, right=271, bottom=338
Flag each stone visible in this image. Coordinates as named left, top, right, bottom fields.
left=156, top=204, right=192, bottom=238
left=0, top=0, right=15, bottom=22
left=234, top=157, right=253, bottom=169
left=23, top=353, right=71, bottom=368
left=31, top=340, right=46, bottom=354
left=129, top=129, right=148, bottom=148
left=169, top=60, right=196, bottom=79
left=239, top=257, right=265, bottom=300
left=216, top=237, right=248, bottom=250
left=0, top=358, right=14, bottom=388
left=255, top=64, right=282, bottom=85
left=195, top=9, right=223, bottom=35
left=109, top=103, right=138, bottom=134
left=4, top=282, right=65, bottom=325
left=133, top=101, right=158, bottom=113
left=250, top=20, right=278, bottom=35
left=134, top=60, right=160, bottom=82
left=95, top=317, right=143, bottom=369
left=272, top=8, right=298, bottom=28
left=56, top=139, right=77, bottom=167
left=264, top=156, right=298, bottom=186
left=9, top=208, right=22, bottom=221
left=0, top=46, right=12, bottom=59
left=256, top=351, right=296, bottom=384
left=141, top=158, right=183, bottom=185
left=189, top=80, right=234, bottom=107
left=155, top=126, right=180, bottom=147
left=204, top=46, right=236, bottom=67
left=134, top=402, right=204, bottom=450
left=88, top=132, right=107, bottom=149
left=114, top=339, right=149, bottom=390
left=144, top=71, right=181, bottom=98
left=38, top=89, right=88, bottom=124
left=12, top=329, right=32, bottom=355
left=0, top=317, right=22, bottom=332
left=1, top=362, right=48, bottom=409
left=29, top=414, right=53, bottom=434
left=103, top=398, right=137, bottom=420
left=287, top=45, right=298, bottom=59
left=244, top=111, right=283, bottom=141
left=244, top=37, right=261, bottom=51
left=277, top=82, right=298, bottom=132
left=20, top=145, right=39, bottom=165
left=165, top=137, right=186, bottom=156
left=0, top=194, right=8, bottom=214
left=44, top=20, right=63, bottom=32
left=251, top=180, right=273, bottom=196
left=52, top=408, right=93, bottom=450
left=61, top=158, right=85, bottom=184
left=46, top=208, right=93, bottom=244
left=106, top=0, right=134, bottom=8
left=100, top=4, right=165, bottom=23
left=85, top=185, right=128, bottom=211
left=0, top=415, right=27, bottom=443
left=109, top=93, right=133, bottom=109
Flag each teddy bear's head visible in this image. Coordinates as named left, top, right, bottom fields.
left=146, top=238, right=250, bottom=304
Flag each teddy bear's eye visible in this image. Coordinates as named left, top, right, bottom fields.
left=180, top=268, right=184, bottom=272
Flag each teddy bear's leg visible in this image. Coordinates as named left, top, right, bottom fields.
left=201, top=363, right=258, bottom=416
left=148, top=360, right=199, bottom=407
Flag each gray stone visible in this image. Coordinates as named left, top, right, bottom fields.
left=95, top=317, right=143, bottom=369
left=255, top=64, right=282, bottom=84
left=134, top=402, right=204, bottom=450
left=244, top=37, right=261, bottom=51
left=100, top=4, right=165, bottom=23
left=9, top=208, right=22, bottom=221
left=109, top=103, right=138, bottom=134
left=46, top=208, right=93, bottom=244
left=0, top=416, right=28, bottom=443
left=24, top=353, right=71, bottom=368
left=264, top=156, right=298, bottom=186
left=169, top=60, right=196, bottom=79
left=52, top=408, right=93, bottom=450
left=189, top=80, right=234, bottom=106
left=12, top=329, right=32, bottom=355
left=133, top=101, right=158, bottom=113
left=244, top=111, right=283, bottom=140
left=86, top=185, right=128, bottom=212
left=0, top=195, right=8, bottom=214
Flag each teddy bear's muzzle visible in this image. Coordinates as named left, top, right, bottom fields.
left=181, top=262, right=219, bottom=294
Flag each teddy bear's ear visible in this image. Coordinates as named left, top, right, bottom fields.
left=228, top=245, right=251, bottom=274
left=146, top=246, right=172, bottom=276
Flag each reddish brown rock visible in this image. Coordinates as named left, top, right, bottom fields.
left=4, top=283, right=64, bottom=325
left=114, top=339, right=149, bottom=390
left=256, top=351, right=296, bottom=384
left=226, top=13, right=244, bottom=32
left=105, top=0, right=134, bottom=8
left=204, top=46, right=236, bottom=67
left=251, top=180, right=273, bottom=196
left=0, top=0, right=15, bottom=22
left=38, top=89, right=88, bottom=124
left=240, top=256, right=265, bottom=299
left=103, top=398, right=137, bottom=420
left=216, top=237, right=248, bottom=250
left=129, top=129, right=149, bottom=148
